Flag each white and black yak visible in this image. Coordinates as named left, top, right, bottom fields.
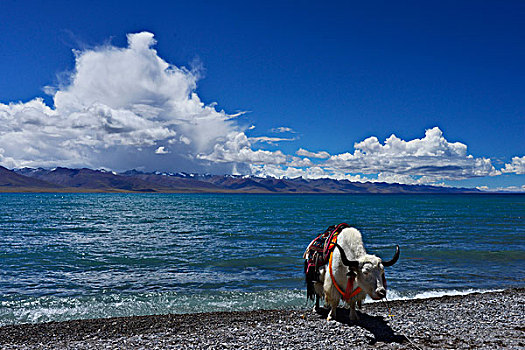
left=304, top=226, right=400, bottom=321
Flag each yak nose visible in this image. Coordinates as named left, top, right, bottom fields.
left=376, top=287, right=386, bottom=299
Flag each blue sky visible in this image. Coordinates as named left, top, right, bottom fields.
left=0, top=0, right=523, bottom=190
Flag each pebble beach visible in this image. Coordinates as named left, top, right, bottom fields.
left=1, top=288, right=523, bottom=349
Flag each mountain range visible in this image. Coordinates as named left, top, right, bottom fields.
left=0, top=166, right=481, bottom=194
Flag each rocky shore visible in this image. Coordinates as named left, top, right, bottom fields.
left=1, top=288, right=523, bottom=349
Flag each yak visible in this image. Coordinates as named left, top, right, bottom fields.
left=304, top=226, right=400, bottom=321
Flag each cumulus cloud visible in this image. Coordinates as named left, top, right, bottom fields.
left=322, top=127, right=500, bottom=180
left=376, top=173, right=418, bottom=185
left=154, top=146, right=169, bottom=154
left=0, top=32, right=252, bottom=172
left=502, top=156, right=525, bottom=175
left=250, top=164, right=368, bottom=182
left=198, top=132, right=287, bottom=166
left=477, top=185, right=525, bottom=192
left=251, top=164, right=327, bottom=179
left=296, top=148, right=330, bottom=159
left=252, top=127, right=505, bottom=184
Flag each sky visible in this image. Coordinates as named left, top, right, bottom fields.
left=0, top=0, right=523, bottom=191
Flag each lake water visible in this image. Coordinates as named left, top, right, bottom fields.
left=0, top=193, right=523, bottom=326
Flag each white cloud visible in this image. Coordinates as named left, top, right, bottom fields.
left=250, top=165, right=303, bottom=179
left=288, top=156, right=313, bottom=167
left=271, top=126, right=295, bottom=133
left=296, top=148, right=330, bottom=159
left=251, top=164, right=327, bottom=179
left=323, top=127, right=500, bottom=180
left=198, top=132, right=287, bottom=166
left=250, top=164, right=367, bottom=182
left=0, top=32, right=241, bottom=172
left=154, top=146, right=169, bottom=154
left=502, top=156, right=525, bottom=175
left=249, top=136, right=295, bottom=144
left=477, top=185, right=525, bottom=193
left=252, top=128, right=507, bottom=184
left=0, top=148, right=17, bottom=169
left=376, top=172, right=418, bottom=185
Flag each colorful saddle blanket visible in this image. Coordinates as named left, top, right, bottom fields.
left=303, top=223, right=350, bottom=276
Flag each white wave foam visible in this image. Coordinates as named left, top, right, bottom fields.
left=366, top=288, right=504, bottom=303
left=1, top=288, right=507, bottom=326
left=0, top=289, right=307, bottom=327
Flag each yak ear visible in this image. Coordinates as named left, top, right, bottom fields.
left=334, top=243, right=359, bottom=271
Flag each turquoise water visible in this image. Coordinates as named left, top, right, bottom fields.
left=0, top=193, right=523, bottom=325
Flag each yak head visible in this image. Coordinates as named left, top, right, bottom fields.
left=334, top=243, right=400, bottom=300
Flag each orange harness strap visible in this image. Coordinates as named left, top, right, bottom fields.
left=329, top=250, right=362, bottom=302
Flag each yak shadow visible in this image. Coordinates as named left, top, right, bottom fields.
left=316, top=307, right=407, bottom=345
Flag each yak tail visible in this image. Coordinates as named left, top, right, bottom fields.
left=304, top=260, right=316, bottom=301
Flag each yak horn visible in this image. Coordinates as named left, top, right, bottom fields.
left=382, top=245, right=400, bottom=267
left=334, top=243, right=359, bottom=269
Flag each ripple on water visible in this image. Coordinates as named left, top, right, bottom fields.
left=0, top=193, right=523, bottom=325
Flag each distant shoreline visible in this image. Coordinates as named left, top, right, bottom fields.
left=0, top=189, right=522, bottom=194
left=1, top=288, right=523, bottom=349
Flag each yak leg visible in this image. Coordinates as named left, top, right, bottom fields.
left=322, top=271, right=339, bottom=321
left=348, top=301, right=359, bottom=321
left=325, top=293, right=338, bottom=321
left=312, top=295, right=320, bottom=313
left=327, top=304, right=337, bottom=321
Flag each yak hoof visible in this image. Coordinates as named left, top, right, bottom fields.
left=349, top=309, right=360, bottom=321
left=327, top=308, right=336, bottom=321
